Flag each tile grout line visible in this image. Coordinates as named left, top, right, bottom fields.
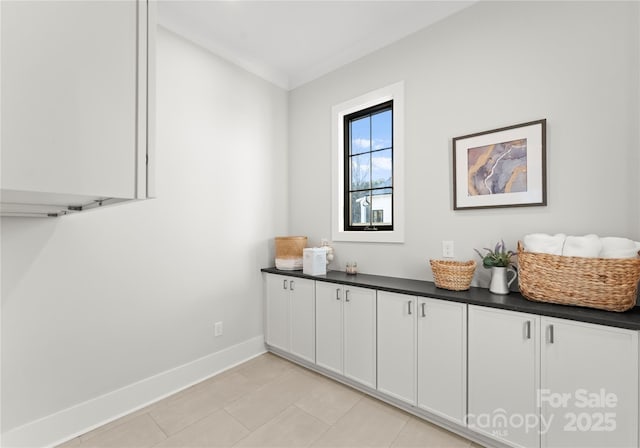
left=150, top=371, right=263, bottom=443
left=387, top=416, right=411, bottom=448
left=147, top=411, right=170, bottom=447
left=228, top=363, right=344, bottom=447
left=290, top=403, right=336, bottom=448
left=229, top=405, right=298, bottom=447
left=131, top=363, right=265, bottom=446
left=147, top=410, right=171, bottom=440
left=223, top=407, right=253, bottom=443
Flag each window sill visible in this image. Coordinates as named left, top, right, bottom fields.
left=332, top=229, right=404, bottom=243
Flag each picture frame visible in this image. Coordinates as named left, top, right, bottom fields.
left=453, top=119, right=547, bottom=210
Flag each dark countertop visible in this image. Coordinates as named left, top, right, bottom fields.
left=261, top=267, right=640, bottom=331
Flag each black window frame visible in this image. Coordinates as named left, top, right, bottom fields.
left=343, top=100, right=394, bottom=232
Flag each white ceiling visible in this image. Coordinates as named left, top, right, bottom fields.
left=157, top=1, right=477, bottom=90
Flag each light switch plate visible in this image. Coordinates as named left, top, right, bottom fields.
left=442, top=240, right=455, bottom=258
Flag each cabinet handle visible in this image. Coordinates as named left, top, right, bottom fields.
left=290, top=281, right=295, bottom=291
left=421, top=302, right=426, bottom=317
left=548, top=325, right=554, bottom=344
left=336, top=288, right=341, bottom=300
left=345, top=290, right=350, bottom=302
left=283, top=279, right=288, bottom=290
left=524, top=320, right=531, bottom=339
left=408, top=300, right=412, bottom=315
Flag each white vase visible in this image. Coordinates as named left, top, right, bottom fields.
left=489, top=266, right=518, bottom=295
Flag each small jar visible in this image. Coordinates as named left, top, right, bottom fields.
left=345, top=262, right=358, bottom=275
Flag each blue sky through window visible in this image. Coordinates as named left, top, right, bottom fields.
left=349, top=109, right=392, bottom=190
left=346, top=102, right=393, bottom=228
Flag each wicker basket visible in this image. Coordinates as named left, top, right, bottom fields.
left=274, top=236, right=308, bottom=270
left=517, top=241, right=640, bottom=312
left=275, top=236, right=307, bottom=259
left=430, top=259, right=476, bottom=291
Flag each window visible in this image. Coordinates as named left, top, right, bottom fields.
left=331, top=82, right=404, bottom=243
left=344, top=100, right=393, bottom=231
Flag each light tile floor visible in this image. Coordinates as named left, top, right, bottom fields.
left=58, top=353, right=481, bottom=448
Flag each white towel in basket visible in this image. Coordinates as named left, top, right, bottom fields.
left=523, top=233, right=566, bottom=255
left=599, top=237, right=638, bottom=258
left=562, top=234, right=602, bottom=257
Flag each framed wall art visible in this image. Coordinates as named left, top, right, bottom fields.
left=453, top=119, right=547, bottom=210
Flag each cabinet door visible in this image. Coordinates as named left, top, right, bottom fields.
left=289, top=278, right=315, bottom=363
left=541, top=317, right=638, bottom=448
left=417, top=298, right=467, bottom=425
left=1, top=0, right=140, bottom=199
left=265, top=275, right=290, bottom=352
left=468, top=306, right=540, bottom=448
left=315, top=282, right=343, bottom=375
left=343, top=286, right=377, bottom=388
left=377, top=291, right=416, bottom=404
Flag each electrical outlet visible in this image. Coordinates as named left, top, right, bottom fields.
left=214, top=321, right=223, bottom=337
left=442, top=240, right=455, bottom=258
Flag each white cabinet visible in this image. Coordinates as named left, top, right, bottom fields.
left=315, top=282, right=376, bottom=388
left=289, top=279, right=316, bottom=363
left=343, top=286, right=377, bottom=388
left=265, top=274, right=315, bottom=363
left=265, top=275, right=289, bottom=352
left=377, top=291, right=467, bottom=421
left=468, top=306, right=639, bottom=448
left=263, top=270, right=640, bottom=448
left=1, top=0, right=155, bottom=217
left=540, top=317, right=638, bottom=448
left=315, top=282, right=342, bottom=374
left=468, top=306, right=541, bottom=448
left=377, top=291, right=417, bottom=404
left=417, top=297, right=467, bottom=425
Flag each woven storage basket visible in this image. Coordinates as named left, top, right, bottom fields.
left=430, top=259, right=476, bottom=291
left=517, top=241, right=640, bottom=312
left=275, top=236, right=307, bottom=259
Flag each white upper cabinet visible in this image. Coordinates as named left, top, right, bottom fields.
left=1, top=0, right=155, bottom=216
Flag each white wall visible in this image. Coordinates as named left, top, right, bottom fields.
left=2, top=0, right=639, bottom=441
left=289, top=1, right=640, bottom=284
left=1, top=27, right=288, bottom=434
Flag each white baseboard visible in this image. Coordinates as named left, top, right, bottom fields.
left=2, top=336, right=266, bottom=448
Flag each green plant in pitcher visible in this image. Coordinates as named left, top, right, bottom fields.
left=474, top=240, right=514, bottom=268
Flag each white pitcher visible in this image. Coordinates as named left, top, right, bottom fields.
left=489, top=266, right=518, bottom=295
